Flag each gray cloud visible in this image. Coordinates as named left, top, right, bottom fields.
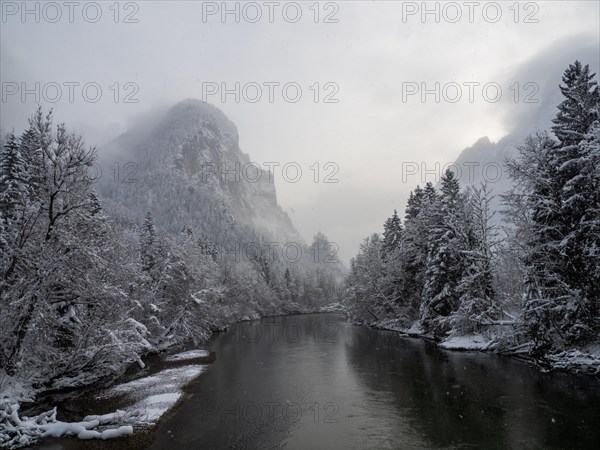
left=1, top=0, right=598, bottom=262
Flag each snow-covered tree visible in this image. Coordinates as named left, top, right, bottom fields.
left=346, top=234, right=390, bottom=322
left=139, top=210, right=159, bottom=272
left=0, top=110, right=145, bottom=381
left=0, top=134, right=30, bottom=227
left=399, top=185, right=433, bottom=315
left=382, top=210, right=402, bottom=258
left=420, top=170, right=468, bottom=336
left=504, top=61, right=600, bottom=350
left=552, top=61, right=599, bottom=147
left=450, top=184, right=499, bottom=334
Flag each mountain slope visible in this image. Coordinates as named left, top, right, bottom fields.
left=97, top=99, right=301, bottom=245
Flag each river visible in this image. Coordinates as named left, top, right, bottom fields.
left=151, top=313, right=600, bottom=449
left=35, top=313, right=600, bottom=449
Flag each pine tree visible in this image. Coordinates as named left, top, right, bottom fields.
left=140, top=210, right=158, bottom=272
left=506, top=132, right=565, bottom=350
left=19, top=108, right=50, bottom=200
left=382, top=209, right=402, bottom=258
left=0, top=134, right=30, bottom=228
left=0, top=134, right=35, bottom=289
left=502, top=63, right=600, bottom=351
left=552, top=61, right=599, bottom=147
left=398, top=185, right=435, bottom=316
left=405, top=186, right=424, bottom=220
left=507, top=130, right=598, bottom=349
left=551, top=62, right=599, bottom=290
left=580, top=121, right=600, bottom=309
left=421, top=170, right=467, bottom=336
left=88, top=190, right=103, bottom=217
left=423, top=181, right=437, bottom=204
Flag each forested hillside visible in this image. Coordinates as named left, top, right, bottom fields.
left=0, top=101, right=344, bottom=400
left=345, top=61, right=600, bottom=373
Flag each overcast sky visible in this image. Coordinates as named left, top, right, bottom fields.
left=1, top=1, right=599, bottom=262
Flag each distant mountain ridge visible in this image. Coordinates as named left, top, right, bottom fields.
left=452, top=39, right=599, bottom=217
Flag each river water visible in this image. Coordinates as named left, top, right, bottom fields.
left=33, top=313, right=600, bottom=449
left=148, top=313, right=599, bottom=449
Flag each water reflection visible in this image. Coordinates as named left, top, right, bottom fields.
left=348, top=321, right=600, bottom=449
left=149, top=314, right=600, bottom=449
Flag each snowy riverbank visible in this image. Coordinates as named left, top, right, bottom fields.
left=370, top=319, right=600, bottom=377
left=0, top=349, right=212, bottom=449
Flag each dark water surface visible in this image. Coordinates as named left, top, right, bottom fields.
left=35, top=313, right=600, bottom=449
left=149, top=313, right=600, bottom=449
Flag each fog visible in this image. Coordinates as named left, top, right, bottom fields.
left=1, top=0, right=599, bottom=262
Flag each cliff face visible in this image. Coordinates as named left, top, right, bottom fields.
left=98, top=99, right=301, bottom=243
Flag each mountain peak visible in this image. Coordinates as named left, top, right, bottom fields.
left=167, top=98, right=239, bottom=141
left=99, top=100, right=301, bottom=243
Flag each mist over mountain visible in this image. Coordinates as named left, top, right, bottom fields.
left=97, top=99, right=302, bottom=245
left=2, top=3, right=599, bottom=447
left=452, top=38, right=600, bottom=216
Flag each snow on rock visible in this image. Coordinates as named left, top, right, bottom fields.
left=0, top=403, right=131, bottom=449
left=40, top=420, right=99, bottom=438
left=99, top=426, right=134, bottom=439
left=164, top=350, right=210, bottom=361
left=546, top=350, right=600, bottom=375
left=83, top=409, right=130, bottom=425
left=439, top=334, right=492, bottom=350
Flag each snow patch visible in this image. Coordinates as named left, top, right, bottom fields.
left=546, top=350, right=600, bottom=375
left=0, top=403, right=132, bottom=449
left=439, top=334, right=492, bottom=350
left=94, top=365, right=204, bottom=425
left=1, top=364, right=206, bottom=448
left=102, top=365, right=203, bottom=399
left=164, top=349, right=210, bottom=361
left=143, top=393, right=182, bottom=404
left=0, top=373, right=35, bottom=405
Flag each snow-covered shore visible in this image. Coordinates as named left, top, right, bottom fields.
left=0, top=348, right=211, bottom=449
left=371, top=319, right=600, bottom=377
